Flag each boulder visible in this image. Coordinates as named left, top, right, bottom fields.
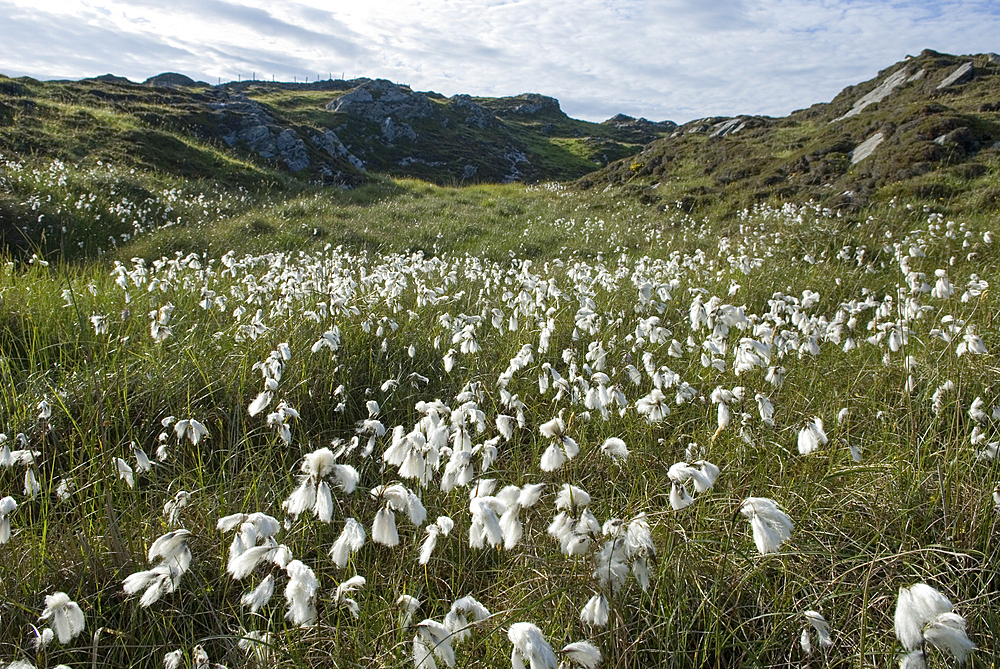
left=710, top=117, right=746, bottom=138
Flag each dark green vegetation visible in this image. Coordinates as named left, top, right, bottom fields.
left=582, top=50, right=1000, bottom=218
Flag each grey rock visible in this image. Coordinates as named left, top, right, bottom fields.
left=449, top=94, right=497, bottom=129
left=381, top=117, right=417, bottom=143
left=397, top=157, right=445, bottom=167
left=988, top=53, right=1000, bottom=64
left=327, top=79, right=437, bottom=123
left=836, top=67, right=910, bottom=120
left=710, top=118, right=746, bottom=138
left=932, top=127, right=978, bottom=152
left=462, top=165, right=479, bottom=179
left=309, top=129, right=364, bottom=170
left=937, top=62, right=974, bottom=89
left=850, top=132, right=884, bottom=164
left=502, top=150, right=529, bottom=183
left=275, top=129, right=309, bottom=172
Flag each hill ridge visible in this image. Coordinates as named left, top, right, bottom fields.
left=580, top=49, right=1000, bottom=215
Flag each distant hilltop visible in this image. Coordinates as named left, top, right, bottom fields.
left=0, top=70, right=675, bottom=186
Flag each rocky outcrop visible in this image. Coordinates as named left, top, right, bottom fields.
left=710, top=117, right=747, bottom=138
left=835, top=67, right=911, bottom=120
left=213, top=92, right=361, bottom=176
left=850, top=132, right=885, bottom=163
left=602, top=114, right=677, bottom=143
left=937, top=62, right=974, bottom=89
left=449, top=94, right=498, bottom=129
left=144, top=73, right=200, bottom=88
left=309, top=129, right=364, bottom=171
left=326, top=79, right=438, bottom=123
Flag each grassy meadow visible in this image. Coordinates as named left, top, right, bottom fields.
left=0, top=152, right=999, bottom=669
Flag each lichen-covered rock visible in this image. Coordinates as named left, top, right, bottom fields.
left=381, top=117, right=417, bottom=143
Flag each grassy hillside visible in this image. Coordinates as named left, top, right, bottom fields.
left=581, top=50, right=1000, bottom=218
left=0, top=74, right=672, bottom=193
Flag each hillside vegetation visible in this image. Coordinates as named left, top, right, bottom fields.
left=582, top=50, right=1000, bottom=218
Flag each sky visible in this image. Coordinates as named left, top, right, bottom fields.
left=1, top=0, right=999, bottom=123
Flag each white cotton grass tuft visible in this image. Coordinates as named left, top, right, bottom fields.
left=508, top=622, right=558, bottom=669
left=800, top=610, right=833, bottom=653
left=538, top=411, right=579, bottom=472
left=330, top=518, right=367, bottom=568
left=371, top=483, right=426, bottom=546
left=39, top=591, right=86, bottom=644
left=413, top=619, right=456, bottom=669
left=282, top=446, right=359, bottom=523
left=283, top=559, right=319, bottom=626
left=797, top=417, right=828, bottom=455
left=419, top=516, right=455, bottom=564
left=667, top=460, right=719, bottom=510
left=163, top=649, right=184, bottom=669
left=239, top=573, right=275, bottom=612
left=115, top=457, right=135, bottom=488
left=333, top=575, right=366, bottom=618
left=894, top=582, right=975, bottom=664
left=397, top=594, right=421, bottom=627
left=600, top=437, right=629, bottom=462
left=163, top=490, right=190, bottom=527
left=123, top=529, right=193, bottom=608
left=739, top=497, right=793, bottom=554
left=444, top=595, right=490, bottom=644
left=0, top=495, right=16, bottom=543
left=560, top=640, right=603, bottom=668
left=580, top=593, right=609, bottom=627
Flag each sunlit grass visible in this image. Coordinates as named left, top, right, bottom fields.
left=0, top=160, right=998, bottom=668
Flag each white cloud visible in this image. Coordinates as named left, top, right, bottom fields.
left=1, top=0, right=998, bottom=121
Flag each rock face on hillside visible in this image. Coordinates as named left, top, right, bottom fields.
left=209, top=90, right=363, bottom=180
left=580, top=49, right=1000, bottom=213
left=326, top=79, right=439, bottom=123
